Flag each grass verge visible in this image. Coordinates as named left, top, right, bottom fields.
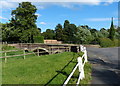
left=2, top=46, right=92, bottom=85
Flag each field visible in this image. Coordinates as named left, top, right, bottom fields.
left=1, top=45, right=91, bottom=85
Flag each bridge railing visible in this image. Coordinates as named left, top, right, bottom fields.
left=48, top=46, right=70, bottom=54
left=63, top=45, right=88, bottom=86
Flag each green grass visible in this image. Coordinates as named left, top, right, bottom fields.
left=2, top=52, right=75, bottom=84
left=1, top=44, right=35, bottom=62
left=2, top=49, right=92, bottom=85
left=2, top=44, right=16, bottom=50
left=67, top=61, right=92, bottom=85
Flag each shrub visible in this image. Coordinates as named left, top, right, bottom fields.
left=33, top=36, right=44, bottom=43
left=98, top=38, right=114, bottom=47
left=113, top=39, right=120, bottom=47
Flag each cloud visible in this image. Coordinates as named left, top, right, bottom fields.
left=40, top=22, right=46, bottom=25
left=0, top=0, right=118, bottom=10
left=0, top=16, right=8, bottom=20
left=86, top=18, right=118, bottom=21
left=0, top=1, right=17, bottom=8
left=103, top=0, right=117, bottom=5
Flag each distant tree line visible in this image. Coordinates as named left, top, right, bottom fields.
left=1, top=2, right=120, bottom=47
left=42, top=19, right=120, bottom=46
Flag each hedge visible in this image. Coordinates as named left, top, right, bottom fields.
left=99, top=38, right=120, bottom=47
left=33, top=36, right=44, bottom=43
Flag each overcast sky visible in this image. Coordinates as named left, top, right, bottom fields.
left=0, top=0, right=118, bottom=32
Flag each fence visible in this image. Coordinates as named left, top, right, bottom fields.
left=0, top=48, right=46, bottom=63
left=63, top=45, right=88, bottom=86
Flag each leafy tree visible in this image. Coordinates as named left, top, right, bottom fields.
left=100, top=28, right=109, bottom=38
left=55, top=24, right=63, bottom=41
left=109, top=17, right=115, bottom=40
left=68, top=24, right=77, bottom=43
left=117, top=26, right=120, bottom=34
left=75, top=26, right=94, bottom=44
left=42, top=29, right=55, bottom=39
left=63, top=20, right=77, bottom=43
left=37, top=28, right=41, bottom=33
left=62, top=20, right=70, bottom=42
left=10, top=2, right=41, bottom=43
left=33, top=36, right=44, bottom=43
left=1, top=23, right=18, bottom=42
left=1, top=23, right=9, bottom=42
left=114, top=32, right=120, bottom=39
left=90, top=29, right=99, bottom=44
left=64, top=20, right=70, bottom=29
left=97, top=31, right=104, bottom=38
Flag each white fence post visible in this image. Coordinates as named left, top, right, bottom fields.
left=77, top=57, right=82, bottom=72
left=80, top=45, right=83, bottom=51
left=80, top=45, right=88, bottom=62
left=77, top=57, right=85, bottom=80
left=63, top=45, right=88, bottom=86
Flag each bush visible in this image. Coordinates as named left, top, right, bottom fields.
left=113, top=39, right=120, bottom=47
left=33, top=36, right=44, bottom=43
left=98, top=38, right=114, bottom=47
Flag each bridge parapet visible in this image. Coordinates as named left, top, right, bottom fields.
left=8, top=43, right=81, bottom=54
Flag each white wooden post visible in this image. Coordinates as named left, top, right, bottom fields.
left=77, top=57, right=83, bottom=72
left=80, top=68, right=85, bottom=80
left=80, top=45, right=83, bottom=51
left=77, top=57, right=85, bottom=80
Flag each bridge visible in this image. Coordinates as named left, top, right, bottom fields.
left=8, top=43, right=81, bottom=55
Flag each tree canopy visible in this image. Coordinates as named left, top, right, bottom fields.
left=8, top=2, right=41, bottom=43
left=1, top=2, right=119, bottom=45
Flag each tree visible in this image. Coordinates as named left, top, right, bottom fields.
left=90, top=29, right=100, bottom=44
left=64, top=20, right=70, bottom=29
left=55, top=24, right=63, bottom=41
left=63, top=20, right=77, bottom=43
left=42, top=29, right=55, bottom=39
left=68, top=24, right=77, bottom=43
left=100, top=28, right=109, bottom=38
left=75, top=26, right=93, bottom=44
left=1, top=23, right=18, bottom=42
left=109, top=17, right=115, bottom=40
left=10, top=2, right=41, bottom=43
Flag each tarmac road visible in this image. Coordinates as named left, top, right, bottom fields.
left=87, top=47, right=120, bottom=85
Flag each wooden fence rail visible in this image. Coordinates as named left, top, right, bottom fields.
left=0, top=49, right=47, bottom=63
left=63, top=45, right=88, bottom=86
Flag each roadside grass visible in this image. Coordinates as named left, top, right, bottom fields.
left=2, top=52, right=75, bottom=84
left=1, top=45, right=35, bottom=62
left=2, top=46, right=92, bottom=85
left=67, top=60, right=92, bottom=85
left=2, top=44, right=16, bottom=50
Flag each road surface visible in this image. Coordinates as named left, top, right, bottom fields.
left=87, top=47, right=120, bottom=85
